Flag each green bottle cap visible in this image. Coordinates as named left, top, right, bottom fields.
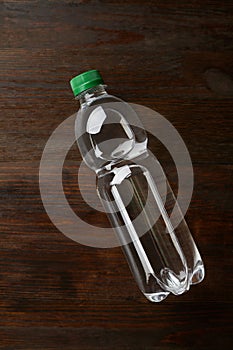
left=70, top=69, right=104, bottom=97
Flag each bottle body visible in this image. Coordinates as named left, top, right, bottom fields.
left=74, top=84, right=204, bottom=302
left=97, top=156, right=204, bottom=302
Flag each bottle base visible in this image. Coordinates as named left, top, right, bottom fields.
left=143, top=291, right=170, bottom=303
left=143, top=262, right=205, bottom=302
left=160, top=268, right=188, bottom=295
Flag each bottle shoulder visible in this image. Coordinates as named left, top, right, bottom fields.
left=75, top=93, right=148, bottom=172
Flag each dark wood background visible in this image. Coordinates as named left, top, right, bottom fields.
left=1, top=0, right=233, bottom=349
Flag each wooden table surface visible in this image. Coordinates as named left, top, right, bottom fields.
left=1, top=1, right=233, bottom=349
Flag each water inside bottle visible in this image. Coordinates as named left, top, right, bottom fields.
left=98, top=161, right=205, bottom=301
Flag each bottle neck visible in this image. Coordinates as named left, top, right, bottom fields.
left=77, top=84, right=107, bottom=107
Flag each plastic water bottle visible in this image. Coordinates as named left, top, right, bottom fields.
left=70, top=70, right=205, bottom=302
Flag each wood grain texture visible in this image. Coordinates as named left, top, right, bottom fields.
left=0, top=0, right=233, bottom=349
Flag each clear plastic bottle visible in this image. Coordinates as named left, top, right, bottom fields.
left=70, top=70, right=205, bottom=302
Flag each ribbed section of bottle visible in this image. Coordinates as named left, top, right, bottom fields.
left=97, top=164, right=204, bottom=301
